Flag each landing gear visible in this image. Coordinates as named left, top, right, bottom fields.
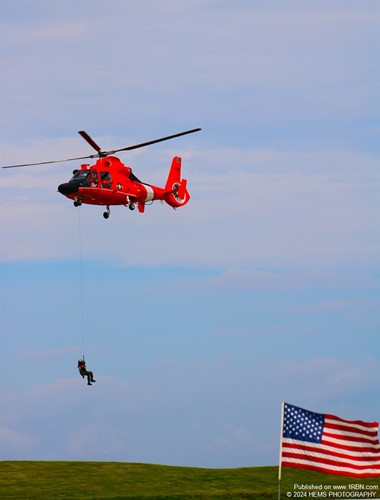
left=73, top=199, right=82, bottom=207
left=126, top=196, right=135, bottom=210
left=103, top=206, right=110, bottom=219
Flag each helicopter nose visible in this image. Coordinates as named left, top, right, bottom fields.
left=58, top=181, right=79, bottom=196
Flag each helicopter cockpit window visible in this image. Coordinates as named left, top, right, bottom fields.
left=70, top=170, right=90, bottom=186
left=100, top=171, right=112, bottom=188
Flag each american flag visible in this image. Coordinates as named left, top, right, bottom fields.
left=281, top=403, right=380, bottom=478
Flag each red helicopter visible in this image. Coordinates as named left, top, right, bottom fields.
left=2, top=128, right=201, bottom=218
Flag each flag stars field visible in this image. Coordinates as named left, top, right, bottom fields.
left=284, top=404, right=324, bottom=443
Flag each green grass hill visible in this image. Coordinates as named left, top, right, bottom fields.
left=0, top=461, right=379, bottom=499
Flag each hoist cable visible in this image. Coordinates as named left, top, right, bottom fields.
left=77, top=208, right=86, bottom=359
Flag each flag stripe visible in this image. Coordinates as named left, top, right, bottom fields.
left=281, top=403, right=380, bottom=478
left=325, top=414, right=379, bottom=430
left=282, top=450, right=380, bottom=470
left=325, top=422, right=379, bottom=438
left=282, top=440, right=380, bottom=462
left=282, top=458, right=380, bottom=478
left=323, top=426, right=379, bottom=443
left=321, top=433, right=379, bottom=450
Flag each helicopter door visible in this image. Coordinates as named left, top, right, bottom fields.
left=90, top=170, right=99, bottom=187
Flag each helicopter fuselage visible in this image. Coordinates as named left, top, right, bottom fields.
left=57, top=155, right=189, bottom=216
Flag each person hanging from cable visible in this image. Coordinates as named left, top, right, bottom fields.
left=77, top=358, right=96, bottom=386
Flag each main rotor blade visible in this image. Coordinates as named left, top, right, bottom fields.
left=2, top=154, right=96, bottom=169
left=1, top=128, right=202, bottom=169
left=112, top=128, right=202, bottom=153
left=78, top=130, right=102, bottom=153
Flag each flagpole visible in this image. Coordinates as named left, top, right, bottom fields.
left=278, top=401, right=285, bottom=500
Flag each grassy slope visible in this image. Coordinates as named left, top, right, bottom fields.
left=0, top=462, right=379, bottom=499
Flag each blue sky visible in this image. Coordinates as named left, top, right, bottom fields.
left=0, top=0, right=379, bottom=467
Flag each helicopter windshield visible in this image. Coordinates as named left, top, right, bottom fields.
left=70, top=170, right=90, bottom=184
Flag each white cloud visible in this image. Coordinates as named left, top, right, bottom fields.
left=1, top=143, right=378, bottom=269
left=22, top=347, right=79, bottom=362
left=214, top=422, right=253, bottom=450
left=296, top=298, right=380, bottom=315
left=267, top=356, right=380, bottom=413
left=1, top=0, right=378, bottom=140
left=0, top=426, right=37, bottom=458
left=1, top=22, right=87, bottom=44
left=67, top=423, right=128, bottom=459
left=0, top=354, right=377, bottom=464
